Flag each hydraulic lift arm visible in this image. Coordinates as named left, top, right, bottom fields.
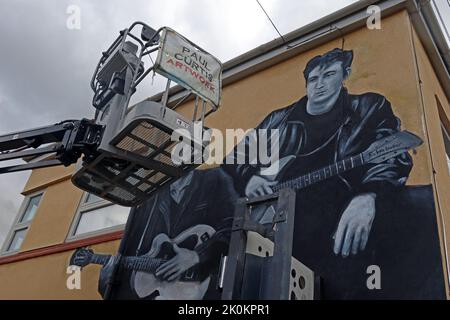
left=0, top=119, right=103, bottom=174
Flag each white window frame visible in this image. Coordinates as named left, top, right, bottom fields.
left=66, top=192, right=129, bottom=242
left=1, top=190, right=45, bottom=256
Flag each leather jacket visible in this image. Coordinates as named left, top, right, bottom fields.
left=222, top=88, right=413, bottom=197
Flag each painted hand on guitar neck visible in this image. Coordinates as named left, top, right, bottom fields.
left=333, top=193, right=376, bottom=257
left=245, top=156, right=296, bottom=198
left=155, top=244, right=200, bottom=282
left=245, top=175, right=277, bottom=197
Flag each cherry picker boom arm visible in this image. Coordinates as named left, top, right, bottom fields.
left=0, top=119, right=103, bottom=174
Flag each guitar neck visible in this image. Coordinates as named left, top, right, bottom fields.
left=84, top=250, right=203, bottom=282
left=86, top=251, right=163, bottom=271
left=121, top=256, right=165, bottom=273
left=87, top=252, right=164, bottom=272
left=122, top=256, right=202, bottom=281
left=89, top=254, right=164, bottom=274
left=273, top=153, right=366, bottom=192
left=90, top=254, right=112, bottom=266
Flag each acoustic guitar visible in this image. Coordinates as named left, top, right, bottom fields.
left=69, top=224, right=216, bottom=300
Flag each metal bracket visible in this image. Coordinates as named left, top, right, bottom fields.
left=221, top=188, right=311, bottom=300
left=273, top=209, right=287, bottom=224
left=232, top=216, right=271, bottom=238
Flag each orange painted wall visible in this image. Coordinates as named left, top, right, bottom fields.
left=409, top=21, right=450, bottom=294
left=0, top=240, right=120, bottom=299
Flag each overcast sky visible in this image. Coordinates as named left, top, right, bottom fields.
left=0, top=0, right=448, bottom=247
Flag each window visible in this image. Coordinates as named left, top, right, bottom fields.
left=436, top=95, right=450, bottom=174
left=1, top=192, right=44, bottom=255
left=441, top=123, right=450, bottom=173
left=67, top=193, right=130, bottom=240
left=19, top=195, right=41, bottom=223
left=7, top=229, right=27, bottom=252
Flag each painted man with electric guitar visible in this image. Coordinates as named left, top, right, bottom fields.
left=222, top=48, right=420, bottom=296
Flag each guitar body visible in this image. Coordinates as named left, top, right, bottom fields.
left=132, top=224, right=216, bottom=300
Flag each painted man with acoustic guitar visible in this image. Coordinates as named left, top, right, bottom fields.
left=70, top=168, right=238, bottom=300
left=124, top=167, right=238, bottom=299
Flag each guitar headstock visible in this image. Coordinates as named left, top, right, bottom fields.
left=363, top=130, right=423, bottom=164
left=69, top=247, right=94, bottom=268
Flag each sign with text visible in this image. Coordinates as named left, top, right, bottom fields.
left=154, top=27, right=223, bottom=108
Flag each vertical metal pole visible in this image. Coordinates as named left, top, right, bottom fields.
left=201, top=99, right=207, bottom=128
left=161, top=79, right=171, bottom=107
left=260, top=188, right=296, bottom=299
left=135, top=194, right=159, bottom=256
left=221, top=189, right=297, bottom=300
left=193, top=96, right=199, bottom=122
left=221, top=198, right=249, bottom=300
left=155, top=79, right=171, bottom=162
left=120, top=38, right=145, bottom=121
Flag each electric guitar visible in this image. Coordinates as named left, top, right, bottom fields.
left=251, top=130, right=423, bottom=223
left=69, top=224, right=216, bottom=300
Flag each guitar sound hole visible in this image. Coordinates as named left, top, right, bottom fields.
left=159, top=242, right=175, bottom=259
left=179, top=235, right=198, bottom=250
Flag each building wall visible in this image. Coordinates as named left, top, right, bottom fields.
left=0, top=9, right=448, bottom=299
left=21, top=170, right=83, bottom=251
left=0, top=240, right=120, bottom=299
left=410, top=20, right=450, bottom=292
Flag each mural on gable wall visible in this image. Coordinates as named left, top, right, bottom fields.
left=70, top=47, right=446, bottom=300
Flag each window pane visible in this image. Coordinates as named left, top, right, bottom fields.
left=446, top=154, right=450, bottom=174
left=7, top=228, right=27, bottom=252
left=441, top=127, right=450, bottom=155
left=20, top=194, right=42, bottom=223
left=74, top=205, right=129, bottom=235
left=442, top=125, right=450, bottom=173
left=85, top=193, right=103, bottom=204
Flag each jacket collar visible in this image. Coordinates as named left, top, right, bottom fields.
left=290, top=87, right=353, bottom=120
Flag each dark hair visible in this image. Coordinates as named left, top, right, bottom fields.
left=303, top=48, right=353, bottom=81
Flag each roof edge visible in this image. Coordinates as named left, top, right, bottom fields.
left=147, top=0, right=449, bottom=106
